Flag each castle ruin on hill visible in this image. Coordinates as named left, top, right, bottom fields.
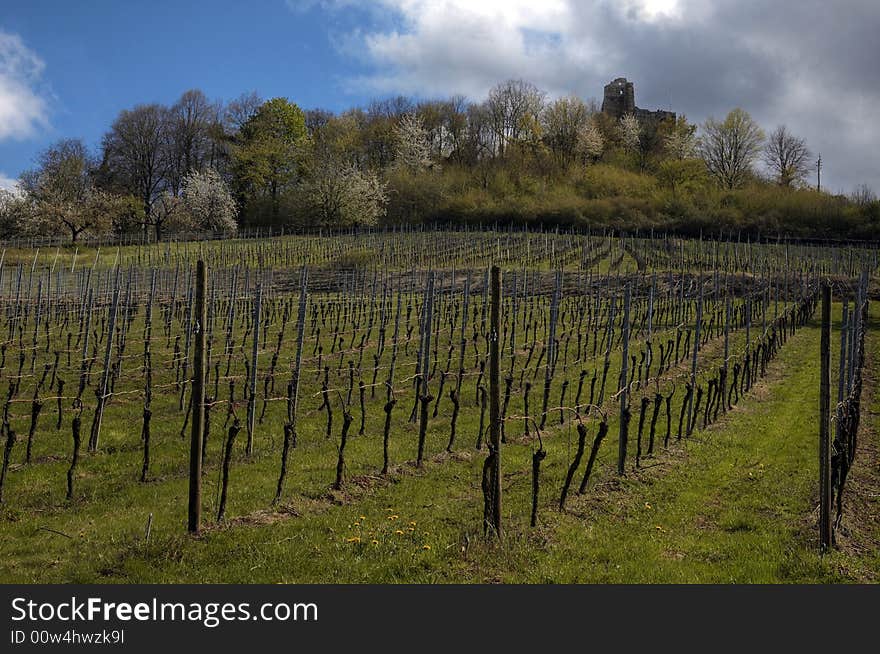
left=601, top=77, right=676, bottom=124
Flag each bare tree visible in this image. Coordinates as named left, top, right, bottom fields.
left=100, top=104, right=171, bottom=220
left=224, top=91, right=262, bottom=133
left=305, top=109, right=334, bottom=136
left=486, top=79, right=545, bottom=156
left=850, top=183, right=877, bottom=206
left=167, top=89, right=221, bottom=194
left=440, top=95, right=469, bottom=162
left=763, top=125, right=812, bottom=187
left=699, top=108, right=764, bottom=189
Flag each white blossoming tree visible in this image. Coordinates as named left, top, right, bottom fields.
left=618, top=113, right=642, bottom=153
left=576, top=119, right=605, bottom=162
left=302, top=159, right=387, bottom=227
left=392, top=113, right=434, bottom=171
left=181, top=168, right=238, bottom=234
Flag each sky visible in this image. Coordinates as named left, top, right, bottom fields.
left=1, top=0, right=878, bottom=195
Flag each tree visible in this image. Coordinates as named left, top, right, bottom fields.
left=618, top=114, right=641, bottom=153
left=301, top=159, right=387, bottom=227
left=576, top=118, right=605, bottom=161
left=224, top=91, right=262, bottom=133
left=657, top=159, right=708, bottom=197
left=699, top=109, right=764, bottom=190
left=542, top=96, right=593, bottom=165
left=167, top=89, right=222, bottom=194
left=851, top=183, right=877, bottom=206
left=88, top=189, right=143, bottom=236
left=305, top=109, right=334, bottom=136
left=440, top=95, right=469, bottom=163
left=392, top=113, right=434, bottom=172
left=664, top=116, right=698, bottom=160
left=300, top=112, right=387, bottom=227
left=486, top=79, right=545, bottom=156
left=232, top=97, right=309, bottom=221
left=146, top=191, right=190, bottom=239
left=100, top=104, right=171, bottom=220
left=0, top=189, right=31, bottom=238
left=182, top=168, right=238, bottom=233
left=763, top=125, right=811, bottom=187
left=19, top=139, right=105, bottom=242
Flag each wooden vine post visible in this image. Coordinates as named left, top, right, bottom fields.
left=88, top=276, right=119, bottom=452
left=818, top=282, right=831, bottom=551
left=617, top=283, right=631, bottom=475
left=246, top=283, right=262, bottom=455
left=484, top=265, right=502, bottom=538
left=687, top=276, right=703, bottom=437
left=188, top=260, right=207, bottom=534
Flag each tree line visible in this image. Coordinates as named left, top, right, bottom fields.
left=1, top=79, right=877, bottom=242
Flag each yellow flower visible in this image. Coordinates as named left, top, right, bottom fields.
left=395, top=529, right=404, bottom=535
left=360, top=516, right=366, bottom=521
left=346, top=536, right=361, bottom=543
left=388, top=515, right=399, bottom=521
left=371, top=540, right=379, bottom=546
left=422, top=544, right=431, bottom=550
left=354, top=522, right=360, bottom=527
left=409, top=521, right=416, bottom=526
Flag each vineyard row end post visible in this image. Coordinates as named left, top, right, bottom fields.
left=818, top=282, right=832, bottom=551
left=188, top=260, right=207, bottom=534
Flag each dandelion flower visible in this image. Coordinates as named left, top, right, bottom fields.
left=422, top=545, right=431, bottom=550
left=371, top=540, right=379, bottom=546
left=388, top=515, right=399, bottom=521
left=395, top=529, right=404, bottom=535
left=409, top=521, right=416, bottom=526
left=346, top=536, right=361, bottom=543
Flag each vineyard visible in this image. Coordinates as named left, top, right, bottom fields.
left=0, top=228, right=877, bottom=583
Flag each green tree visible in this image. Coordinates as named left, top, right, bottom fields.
left=656, top=159, right=708, bottom=197
left=232, top=97, right=309, bottom=222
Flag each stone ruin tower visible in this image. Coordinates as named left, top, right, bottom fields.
left=601, top=78, right=636, bottom=119
left=601, top=77, right=676, bottom=123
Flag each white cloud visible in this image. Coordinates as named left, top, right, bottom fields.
left=0, top=30, right=49, bottom=141
left=0, top=172, right=20, bottom=193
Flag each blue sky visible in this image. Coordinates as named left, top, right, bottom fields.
left=1, top=1, right=878, bottom=194
left=0, top=0, right=384, bottom=184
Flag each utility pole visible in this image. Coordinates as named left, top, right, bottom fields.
left=816, top=154, right=822, bottom=193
